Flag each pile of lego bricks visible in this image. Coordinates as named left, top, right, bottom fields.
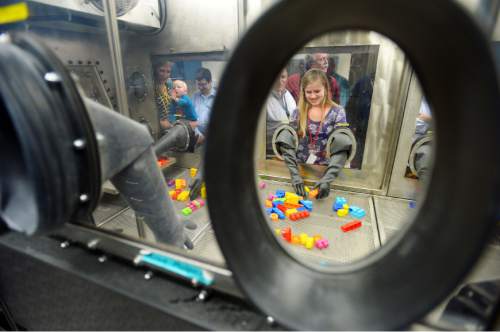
left=262, top=188, right=368, bottom=251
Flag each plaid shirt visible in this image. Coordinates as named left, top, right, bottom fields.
left=155, top=82, right=171, bottom=121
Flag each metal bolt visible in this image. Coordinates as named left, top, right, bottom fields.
left=60, top=241, right=70, bottom=248
left=87, top=239, right=99, bottom=249
left=196, top=290, right=208, bottom=302
left=98, top=255, right=107, bottom=263
left=144, top=271, right=153, bottom=280
left=266, top=316, right=275, bottom=326
left=44, top=72, right=61, bottom=83
left=79, top=194, right=89, bottom=202
left=73, top=139, right=86, bottom=149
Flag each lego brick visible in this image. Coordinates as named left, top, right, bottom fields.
left=275, top=190, right=285, bottom=198
left=341, top=220, right=362, bottom=232
left=337, top=208, right=349, bottom=217
left=190, top=168, right=198, bottom=178
left=315, top=239, right=329, bottom=249
left=182, top=207, right=192, bottom=216
left=349, top=206, right=366, bottom=219
left=305, top=237, right=315, bottom=249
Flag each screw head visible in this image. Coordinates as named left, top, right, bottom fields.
left=44, top=72, right=61, bottom=83
left=73, top=139, right=86, bottom=149
left=87, top=239, right=99, bottom=249
left=98, top=255, right=107, bottom=263
left=144, top=271, right=153, bottom=280
left=60, top=241, right=70, bottom=248
left=266, top=316, right=275, bottom=325
left=196, top=290, right=208, bottom=302
left=79, top=194, right=89, bottom=202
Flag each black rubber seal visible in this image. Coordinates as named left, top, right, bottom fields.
left=0, top=33, right=100, bottom=234
left=205, top=0, right=500, bottom=329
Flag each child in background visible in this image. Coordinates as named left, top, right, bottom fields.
left=168, top=80, right=198, bottom=128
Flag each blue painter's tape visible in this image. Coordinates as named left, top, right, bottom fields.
left=139, top=252, right=213, bottom=286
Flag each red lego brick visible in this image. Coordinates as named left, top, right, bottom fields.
left=341, top=220, right=362, bottom=232
left=277, top=204, right=288, bottom=213
left=281, top=227, right=292, bottom=242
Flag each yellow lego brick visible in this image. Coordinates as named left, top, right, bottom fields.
left=309, top=188, right=319, bottom=199
left=175, top=179, right=186, bottom=190
left=265, top=200, right=273, bottom=208
left=270, top=213, right=278, bottom=221
left=343, top=204, right=349, bottom=210
left=190, top=168, right=198, bottom=178
left=286, top=196, right=300, bottom=205
left=337, top=208, right=349, bottom=217
left=304, top=186, right=311, bottom=193
left=275, top=228, right=281, bottom=236
left=305, top=237, right=315, bottom=249
left=285, top=208, right=298, bottom=218
left=177, top=191, right=190, bottom=201
left=299, top=233, right=308, bottom=245
left=201, top=186, right=207, bottom=199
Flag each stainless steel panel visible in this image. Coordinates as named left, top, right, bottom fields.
left=190, top=229, right=226, bottom=266
left=20, top=30, right=118, bottom=109
left=373, top=196, right=416, bottom=244
left=92, top=194, right=128, bottom=224
left=99, top=205, right=206, bottom=244
left=126, top=0, right=239, bottom=55
left=99, top=208, right=143, bottom=239
left=387, top=73, right=424, bottom=199
left=31, top=0, right=161, bottom=28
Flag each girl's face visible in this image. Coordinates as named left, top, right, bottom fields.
left=304, top=80, right=325, bottom=106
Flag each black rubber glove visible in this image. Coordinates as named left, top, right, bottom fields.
left=279, top=143, right=306, bottom=197
left=314, top=182, right=331, bottom=199
left=184, top=236, right=194, bottom=250
left=154, top=122, right=189, bottom=155
left=189, top=178, right=203, bottom=201
left=189, top=158, right=204, bottom=201
left=314, top=151, right=348, bottom=199
left=182, top=220, right=197, bottom=250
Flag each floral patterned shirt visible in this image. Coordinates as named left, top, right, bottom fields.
left=290, top=106, right=348, bottom=165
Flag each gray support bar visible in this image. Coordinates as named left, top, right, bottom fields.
left=103, top=0, right=130, bottom=117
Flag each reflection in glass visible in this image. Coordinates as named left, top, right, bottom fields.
left=259, top=32, right=434, bottom=269
left=407, top=98, right=433, bottom=183
left=266, top=46, right=378, bottom=170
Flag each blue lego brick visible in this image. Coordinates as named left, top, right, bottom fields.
left=275, top=190, right=285, bottom=198
left=296, top=207, right=306, bottom=212
left=299, top=200, right=313, bottom=211
left=349, top=206, right=366, bottom=219
left=272, top=201, right=284, bottom=207
left=333, top=197, right=347, bottom=211
left=409, top=201, right=416, bottom=208
left=272, top=208, right=285, bottom=219
left=266, top=208, right=274, bottom=214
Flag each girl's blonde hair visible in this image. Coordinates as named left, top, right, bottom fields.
left=297, top=69, right=336, bottom=137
